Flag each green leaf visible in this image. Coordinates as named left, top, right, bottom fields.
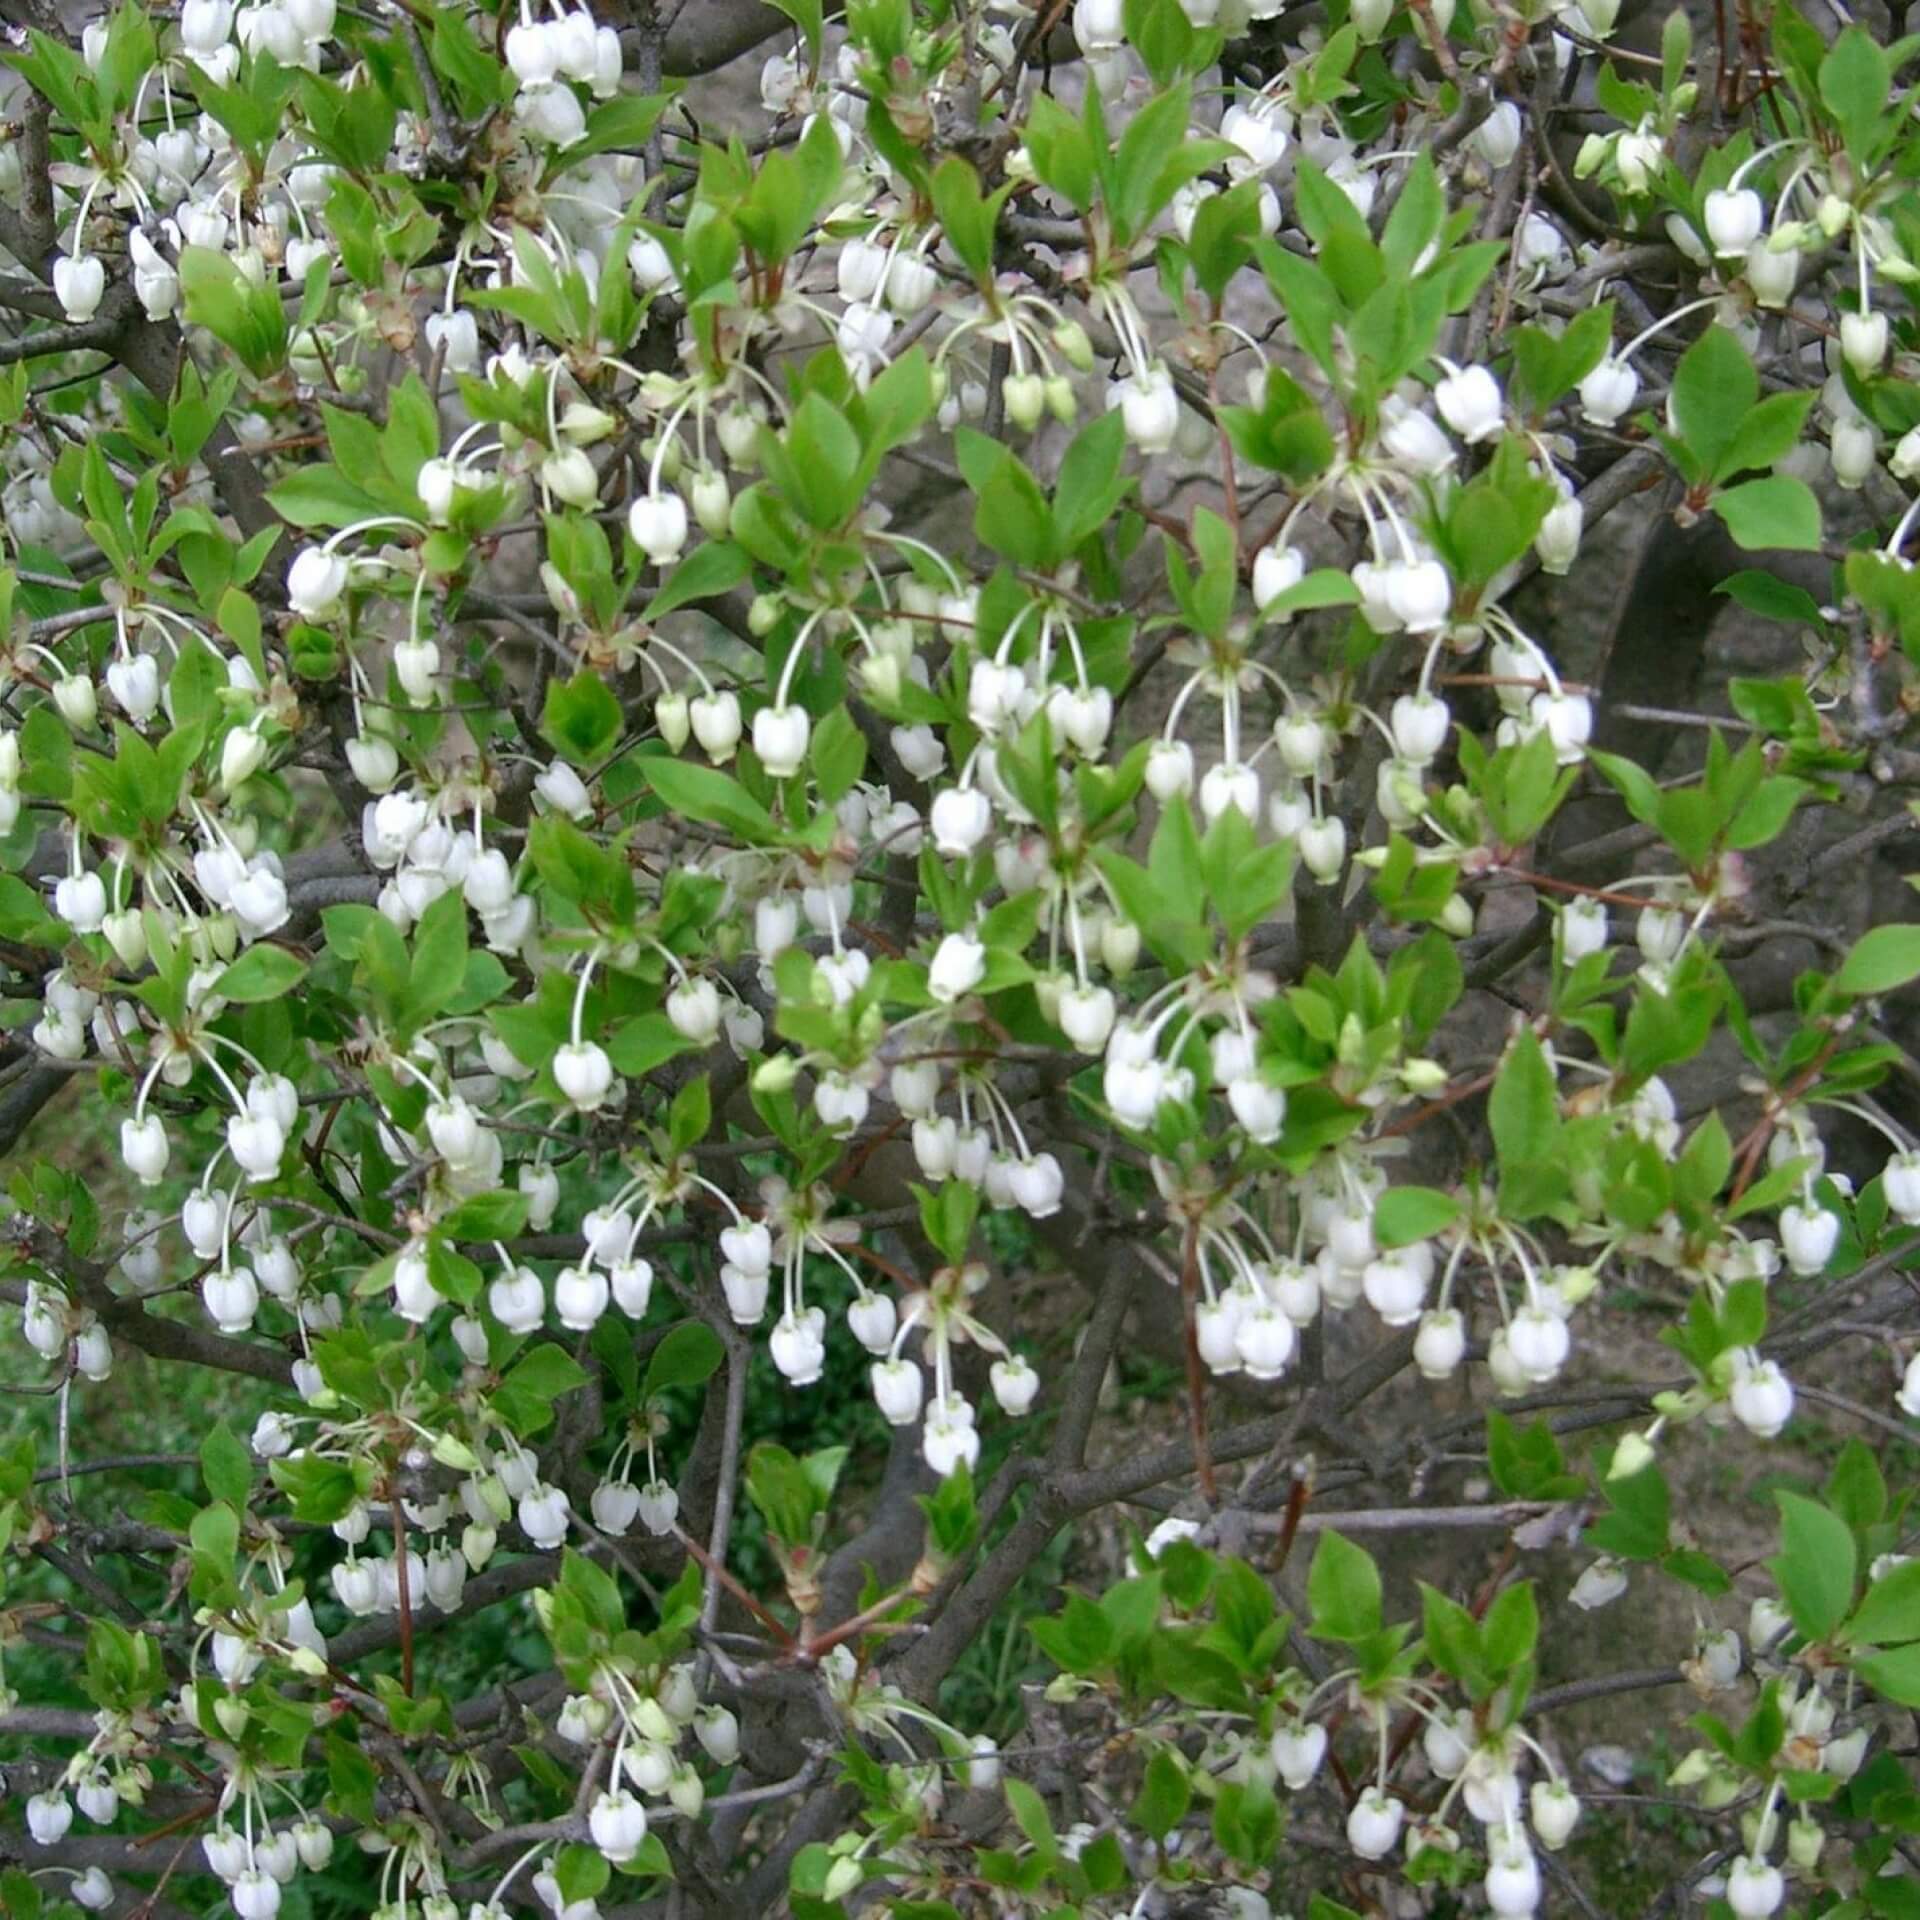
left=494, top=1343, right=592, bottom=1437
left=644, top=1321, right=726, bottom=1399
left=915, top=1178, right=980, bottom=1267
left=449, top=950, right=510, bottom=1017
left=1820, top=27, right=1890, bottom=160
left=643, top=541, right=750, bottom=620
left=199, top=1420, right=252, bottom=1509
left=1854, top=1642, right=1920, bottom=1706
left=1715, top=390, right=1815, bottom=481
left=1661, top=5, right=1692, bottom=92
left=1219, top=366, right=1337, bottom=485
left=1490, top=1029, right=1559, bottom=1177
left=553, top=88, right=674, bottom=168
left=1481, top=1579, right=1539, bottom=1671
left=1718, top=571, right=1828, bottom=631
left=1003, top=1776, right=1059, bottom=1859
left=1052, top=409, right=1131, bottom=550
left=1022, top=90, right=1097, bottom=213
left=1130, top=1746, right=1192, bottom=1842
left=1727, top=774, right=1809, bottom=850
left=763, top=0, right=822, bottom=62
left=1486, top=1411, right=1582, bottom=1501
left=1669, top=327, right=1758, bottom=475
left=1511, top=303, right=1614, bottom=417
left=407, top=887, right=470, bottom=1026
left=0, top=875, right=61, bottom=945
left=188, top=1500, right=239, bottom=1602
left=808, top=705, right=866, bottom=803
left=929, top=156, right=1010, bottom=284
left=527, top=815, right=634, bottom=917
left=668, top=1073, right=710, bottom=1153
left=1262, top=567, right=1361, bottom=616
left=1827, top=1438, right=1888, bottom=1534
left=265, top=463, right=392, bottom=531
left=1373, top=1185, right=1462, bottom=1247
left=606, top=1012, right=695, bottom=1077
left=214, top=944, right=309, bottom=1003
left=639, top=757, right=779, bottom=844
left=1029, top=1588, right=1114, bottom=1676
left=1848, top=1560, right=1920, bottom=1649
left=427, top=1239, right=482, bottom=1308
left=1769, top=1493, right=1858, bottom=1642
left=762, top=393, right=863, bottom=530
left=553, top=1845, right=611, bottom=1907
left=1422, top=1583, right=1486, bottom=1690
left=1306, top=1529, right=1382, bottom=1641
left=1147, top=795, right=1206, bottom=927
left=1714, top=475, right=1822, bottom=552
left=1836, top=925, right=1920, bottom=996
left=1585, top=1455, right=1671, bottom=1560
left=745, top=1441, right=844, bottom=1549
left=440, top=1190, right=532, bottom=1241
left=1, top=1869, right=43, bottom=1920
left=973, top=453, right=1059, bottom=570
left=177, top=244, right=289, bottom=377
left=541, top=670, right=623, bottom=765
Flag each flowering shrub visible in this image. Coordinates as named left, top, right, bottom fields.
left=3, top=0, right=1920, bottom=1915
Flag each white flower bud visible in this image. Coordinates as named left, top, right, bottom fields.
left=1269, top=1718, right=1326, bottom=1789
left=1560, top=895, right=1608, bottom=961
left=1778, top=1202, right=1838, bottom=1277
left=1535, top=495, right=1583, bottom=573
left=1841, top=310, right=1889, bottom=378
left=628, top=490, right=689, bottom=564
left=1434, top=363, right=1505, bottom=443
left=989, top=1354, right=1041, bottom=1413
left=691, top=689, right=743, bottom=762
left=1705, top=187, right=1764, bottom=258
left=288, top=546, right=350, bottom=620
left=1726, top=1856, right=1783, bottom=1919
left=552, top=1040, right=614, bottom=1111
left=1115, top=365, right=1179, bottom=452
left=53, top=254, right=106, bottom=322
left=1346, top=1788, right=1404, bottom=1859
left=1832, top=415, right=1877, bottom=489
left=1468, top=101, right=1523, bottom=170
left=1579, top=358, right=1639, bottom=427
left=1730, top=1354, right=1794, bottom=1437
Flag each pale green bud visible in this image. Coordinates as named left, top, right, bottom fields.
left=860, top=650, right=903, bottom=704
left=1555, top=1264, right=1600, bottom=1306
left=754, top=1052, right=801, bottom=1093
left=1052, top=318, right=1094, bottom=371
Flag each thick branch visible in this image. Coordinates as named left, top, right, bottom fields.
left=0, top=1061, right=73, bottom=1158
left=661, top=0, right=787, bottom=74
left=0, top=316, right=117, bottom=364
